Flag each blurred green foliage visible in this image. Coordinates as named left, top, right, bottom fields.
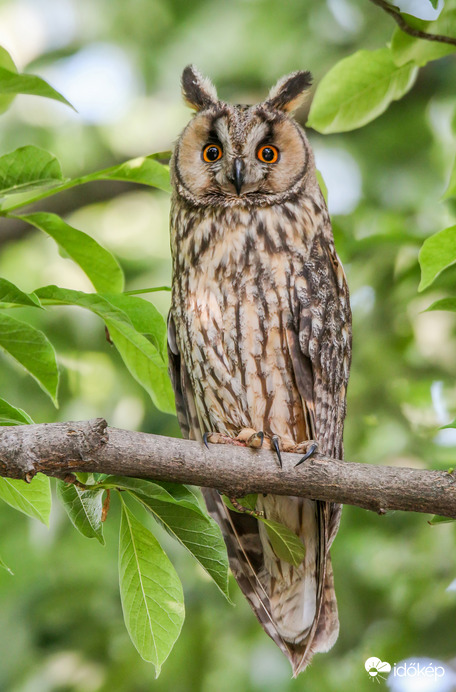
left=0, top=0, right=456, bottom=690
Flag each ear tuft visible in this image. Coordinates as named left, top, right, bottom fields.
left=181, top=65, right=218, bottom=111
left=265, top=70, right=312, bottom=113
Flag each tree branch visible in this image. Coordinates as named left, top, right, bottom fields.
left=370, top=0, right=456, bottom=46
left=0, top=418, right=454, bottom=518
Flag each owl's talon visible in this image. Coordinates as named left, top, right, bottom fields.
left=247, top=431, right=264, bottom=449
left=295, top=442, right=318, bottom=467
left=203, top=432, right=211, bottom=450
left=271, top=435, right=282, bottom=468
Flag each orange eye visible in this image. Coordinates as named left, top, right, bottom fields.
left=202, top=143, right=223, bottom=162
left=257, top=145, right=279, bottom=163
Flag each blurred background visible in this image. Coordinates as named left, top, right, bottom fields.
left=0, top=0, right=455, bottom=690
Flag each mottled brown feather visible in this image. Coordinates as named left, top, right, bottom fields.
left=168, top=69, right=352, bottom=675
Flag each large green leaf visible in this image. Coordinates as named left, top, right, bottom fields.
left=118, top=502, right=185, bottom=675
left=56, top=479, right=105, bottom=544
left=391, top=8, right=456, bottom=67
left=106, top=319, right=175, bottom=414
left=261, top=518, right=306, bottom=567
left=85, top=156, right=171, bottom=194
left=20, top=213, right=124, bottom=294
left=0, top=146, right=65, bottom=199
left=418, top=226, right=456, bottom=291
left=103, top=293, right=167, bottom=360
left=35, top=285, right=131, bottom=322
left=35, top=286, right=175, bottom=414
left=105, top=477, right=230, bottom=599
left=1, top=154, right=171, bottom=212
left=0, top=46, right=17, bottom=115
left=0, top=474, right=51, bottom=525
left=0, top=312, right=59, bottom=405
left=0, top=278, right=41, bottom=308
left=0, top=397, right=34, bottom=426
left=0, top=66, right=74, bottom=109
left=104, top=476, right=200, bottom=513
left=307, top=48, right=418, bottom=134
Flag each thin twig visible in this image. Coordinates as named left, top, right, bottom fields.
left=370, top=0, right=456, bottom=46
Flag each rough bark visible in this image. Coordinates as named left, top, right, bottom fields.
left=0, top=418, right=454, bottom=518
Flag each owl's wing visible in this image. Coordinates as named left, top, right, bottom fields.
left=167, top=314, right=200, bottom=440
left=284, top=233, right=351, bottom=669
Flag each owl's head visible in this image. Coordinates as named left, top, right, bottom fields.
left=171, top=65, right=317, bottom=208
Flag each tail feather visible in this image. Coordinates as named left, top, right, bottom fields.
left=203, top=488, right=340, bottom=675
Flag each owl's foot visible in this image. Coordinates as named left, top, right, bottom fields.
left=203, top=428, right=265, bottom=449
left=268, top=437, right=319, bottom=468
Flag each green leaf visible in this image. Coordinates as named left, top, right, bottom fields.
left=0, top=474, right=51, bottom=525
left=20, top=213, right=124, bottom=294
left=316, top=170, right=328, bottom=204
left=0, top=46, right=17, bottom=115
left=426, top=298, right=456, bottom=312
left=222, top=494, right=259, bottom=513
left=124, top=286, right=171, bottom=296
left=154, top=482, right=202, bottom=510
left=0, top=397, right=34, bottom=425
left=222, top=495, right=305, bottom=566
left=84, top=156, right=171, bottom=194
left=418, top=226, right=456, bottom=291
left=391, top=9, right=456, bottom=67
left=56, top=479, right=105, bottom=544
left=0, top=278, right=42, bottom=308
left=103, top=293, right=167, bottom=359
left=260, top=518, right=306, bottom=567
left=118, top=502, right=185, bottom=675
left=34, top=286, right=174, bottom=414
left=0, top=146, right=65, bottom=200
left=0, top=66, right=74, bottom=110
left=105, top=477, right=230, bottom=599
left=35, top=285, right=131, bottom=322
left=0, top=312, right=59, bottom=405
left=104, top=476, right=200, bottom=513
left=443, top=156, right=456, bottom=199
left=307, top=48, right=418, bottom=134
left=429, top=514, right=456, bottom=524
left=106, top=319, right=175, bottom=414
left=0, top=553, right=13, bottom=575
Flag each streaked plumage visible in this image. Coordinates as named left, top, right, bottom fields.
left=168, top=66, right=351, bottom=675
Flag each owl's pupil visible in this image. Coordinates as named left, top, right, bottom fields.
left=206, top=146, right=220, bottom=161
left=262, top=147, right=275, bottom=162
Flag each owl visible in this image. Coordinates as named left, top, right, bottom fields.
left=167, top=65, right=352, bottom=676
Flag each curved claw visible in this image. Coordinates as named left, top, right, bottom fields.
left=295, top=442, right=318, bottom=467
left=248, top=431, right=264, bottom=449
left=271, top=435, right=282, bottom=468
left=203, top=432, right=211, bottom=450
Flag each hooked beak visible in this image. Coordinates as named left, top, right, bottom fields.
left=232, top=158, right=245, bottom=196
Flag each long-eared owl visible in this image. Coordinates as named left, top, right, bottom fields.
left=167, top=65, right=352, bottom=675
